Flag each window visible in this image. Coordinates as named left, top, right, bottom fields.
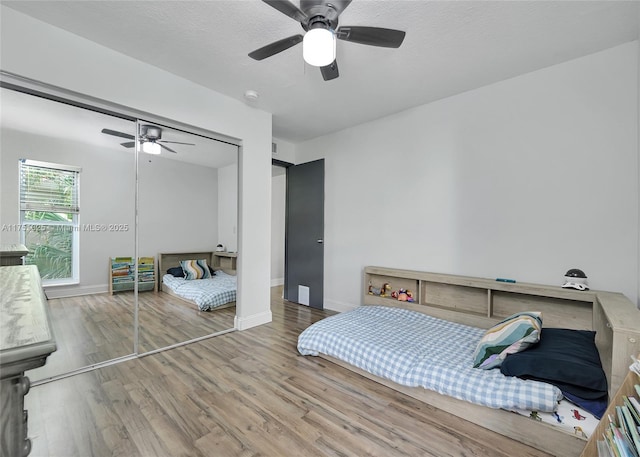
left=19, top=159, right=81, bottom=284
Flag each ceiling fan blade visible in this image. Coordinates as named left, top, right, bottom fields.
left=249, top=35, right=303, bottom=60
left=102, top=128, right=135, bottom=140
left=159, top=144, right=178, bottom=154
left=320, top=60, right=339, bottom=81
left=120, top=141, right=136, bottom=148
left=262, top=0, right=307, bottom=23
left=336, top=26, right=406, bottom=48
left=158, top=140, right=195, bottom=146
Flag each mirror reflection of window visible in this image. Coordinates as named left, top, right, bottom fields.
left=19, top=159, right=81, bottom=285
left=1, top=87, right=137, bottom=381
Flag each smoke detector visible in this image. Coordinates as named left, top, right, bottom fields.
left=244, top=90, right=259, bottom=101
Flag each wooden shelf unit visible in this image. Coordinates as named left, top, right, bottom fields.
left=581, top=366, right=640, bottom=456
left=213, top=251, right=237, bottom=273
left=109, top=256, right=157, bottom=294
left=363, top=266, right=640, bottom=398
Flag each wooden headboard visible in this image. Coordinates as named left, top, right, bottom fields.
left=157, top=251, right=216, bottom=292
left=363, top=266, right=640, bottom=397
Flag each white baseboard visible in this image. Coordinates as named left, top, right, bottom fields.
left=45, top=284, right=109, bottom=299
left=271, top=277, right=284, bottom=287
left=323, top=299, right=358, bottom=313
left=234, top=310, right=273, bottom=330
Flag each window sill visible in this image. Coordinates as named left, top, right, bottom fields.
left=42, top=279, right=79, bottom=287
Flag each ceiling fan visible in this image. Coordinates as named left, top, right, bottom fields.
left=101, top=125, right=195, bottom=154
left=248, top=0, right=406, bottom=81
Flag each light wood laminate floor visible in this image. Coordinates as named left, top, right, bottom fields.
left=25, top=287, right=554, bottom=457
left=29, top=291, right=235, bottom=381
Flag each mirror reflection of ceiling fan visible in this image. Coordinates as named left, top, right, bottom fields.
left=101, top=125, right=195, bottom=154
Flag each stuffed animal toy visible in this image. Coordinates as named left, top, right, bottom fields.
left=368, top=282, right=391, bottom=296
left=396, top=288, right=415, bottom=302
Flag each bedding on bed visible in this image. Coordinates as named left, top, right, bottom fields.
left=166, top=265, right=216, bottom=278
left=511, top=397, right=599, bottom=439
left=297, top=305, right=563, bottom=412
left=162, top=270, right=236, bottom=311
left=500, top=327, right=608, bottom=418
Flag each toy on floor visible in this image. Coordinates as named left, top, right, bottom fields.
left=391, top=289, right=414, bottom=302
left=368, top=282, right=391, bottom=297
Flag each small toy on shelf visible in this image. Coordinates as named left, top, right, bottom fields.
left=394, top=288, right=415, bottom=302
left=368, top=282, right=391, bottom=297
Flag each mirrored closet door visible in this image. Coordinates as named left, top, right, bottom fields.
left=1, top=84, right=239, bottom=381
left=135, top=120, right=238, bottom=353
left=0, top=87, right=137, bottom=381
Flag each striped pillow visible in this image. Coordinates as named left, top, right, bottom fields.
left=180, top=259, right=212, bottom=280
left=472, top=311, right=542, bottom=370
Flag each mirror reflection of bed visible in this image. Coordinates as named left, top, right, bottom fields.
left=136, top=251, right=236, bottom=352
left=137, top=124, right=238, bottom=352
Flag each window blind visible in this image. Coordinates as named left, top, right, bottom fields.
left=19, top=159, right=80, bottom=213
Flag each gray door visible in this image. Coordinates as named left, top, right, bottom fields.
left=284, top=159, right=324, bottom=309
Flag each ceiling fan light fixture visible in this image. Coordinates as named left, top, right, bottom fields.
left=303, top=28, right=336, bottom=67
left=141, top=141, right=161, bottom=155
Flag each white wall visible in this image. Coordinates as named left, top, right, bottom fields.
left=272, top=137, right=296, bottom=164
left=1, top=6, right=273, bottom=328
left=296, top=42, right=640, bottom=310
left=270, top=137, right=293, bottom=287
left=138, top=155, right=218, bottom=258
left=217, top=163, right=238, bottom=253
left=271, top=166, right=286, bottom=286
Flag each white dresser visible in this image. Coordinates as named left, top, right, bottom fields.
left=0, top=265, right=56, bottom=457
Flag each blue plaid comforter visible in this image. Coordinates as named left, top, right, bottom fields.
left=162, top=271, right=236, bottom=311
left=297, top=306, right=562, bottom=412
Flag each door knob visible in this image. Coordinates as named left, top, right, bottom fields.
left=316, top=239, right=324, bottom=244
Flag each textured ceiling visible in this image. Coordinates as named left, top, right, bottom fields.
left=3, top=1, right=639, bottom=143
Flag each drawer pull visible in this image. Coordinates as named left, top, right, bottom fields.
left=22, top=438, right=31, bottom=457
left=23, top=410, right=29, bottom=447
left=629, top=337, right=637, bottom=343
left=18, top=376, right=30, bottom=396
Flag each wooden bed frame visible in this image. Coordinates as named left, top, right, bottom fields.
left=315, top=266, right=640, bottom=457
left=157, top=251, right=236, bottom=311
